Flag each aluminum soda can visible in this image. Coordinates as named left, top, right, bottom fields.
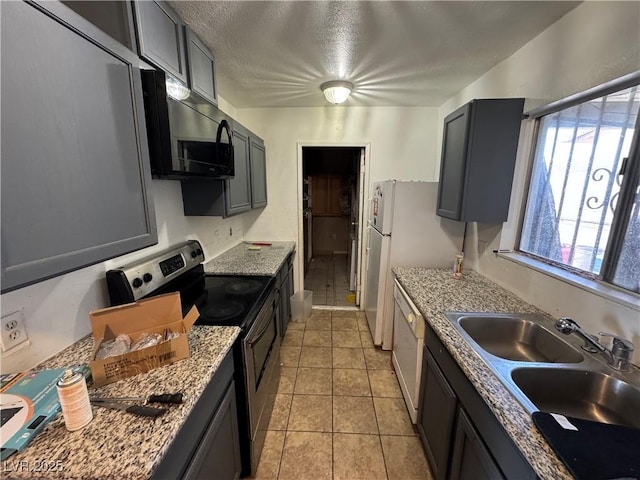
left=56, top=369, right=93, bottom=431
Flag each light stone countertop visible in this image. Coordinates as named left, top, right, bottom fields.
left=2, top=326, right=240, bottom=479
left=204, top=241, right=296, bottom=276
left=392, top=267, right=572, bottom=480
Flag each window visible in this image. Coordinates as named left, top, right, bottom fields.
left=520, top=82, right=640, bottom=293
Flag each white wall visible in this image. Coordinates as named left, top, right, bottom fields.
left=0, top=180, right=255, bottom=373
left=234, top=106, right=441, bottom=287
left=437, top=2, right=640, bottom=363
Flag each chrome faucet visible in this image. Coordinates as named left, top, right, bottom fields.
left=555, top=317, right=634, bottom=372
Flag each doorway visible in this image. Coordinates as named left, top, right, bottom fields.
left=300, top=146, right=366, bottom=308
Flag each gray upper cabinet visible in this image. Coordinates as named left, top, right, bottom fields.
left=181, top=124, right=252, bottom=217
left=62, top=1, right=136, bottom=50
left=436, top=98, right=525, bottom=223
left=185, top=26, right=218, bottom=106
left=1, top=1, right=157, bottom=293
left=250, top=136, right=268, bottom=209
left=227, top=126, right=253, bottom=215
left=132, top=0, right=187, bottom=83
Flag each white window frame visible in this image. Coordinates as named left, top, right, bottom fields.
left=497, top=72, right=640, bottom=310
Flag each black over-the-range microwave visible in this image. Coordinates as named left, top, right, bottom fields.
left=140, top=70, right=234, bottom=179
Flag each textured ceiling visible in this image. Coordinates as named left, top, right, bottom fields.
left=169, top=1, right=581, bottom=108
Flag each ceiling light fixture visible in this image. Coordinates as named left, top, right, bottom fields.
left=321, top=81, right=353, bottom=104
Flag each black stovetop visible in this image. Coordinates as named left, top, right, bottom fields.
left=193, top=275, right=274, bottom=328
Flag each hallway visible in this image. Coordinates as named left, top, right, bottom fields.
left=304, top=255, right=356, bottom=307
left=252, top=310, right=433, bottom=480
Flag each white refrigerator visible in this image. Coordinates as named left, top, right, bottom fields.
left=364, top=181, right=465, bottom=349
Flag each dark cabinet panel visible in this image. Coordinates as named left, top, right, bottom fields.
left=152, top=352, right=241, bottom=480
left=419, top=323, right=537, bottom=480
left=450, top=409, right=505, bottom=480
left=277, top=253, right=295, bottom=338
left=437, top=105, right=470, bottom=220
left=227, top=126, right=253, bottom=215
left=1, top=0, right=157, bottom=293
left=436, top=98, right=525, bottom=222
left=185, top=26, right=217, bottom=106
left=418, top=347, right=458, bottom=480
left=181, top=125, right=263, bottom=217
left=62, top=1, right=136, bottom=49
left=183, top=381, right=242, bottom=480
left=250, top=137, right=268, bottom=209
left=132, top=0, right=187, bottom=83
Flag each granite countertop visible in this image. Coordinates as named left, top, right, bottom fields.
left=3, top=326, right=240, bottom=479
left=392, top=267, right=571, bottom=480
left=204, top=241, right=296, bottom=276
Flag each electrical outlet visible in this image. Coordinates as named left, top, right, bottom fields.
left=1, top=309, right=30, bottom=353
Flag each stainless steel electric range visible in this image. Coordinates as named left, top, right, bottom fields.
left=105, top=240, right=280, bottom=477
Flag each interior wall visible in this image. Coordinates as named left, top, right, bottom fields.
left=437, top=1, right=640, bottom=363
left=0, top=179, right=254, bottom=373
left=234, top=106, right=441, bottom=289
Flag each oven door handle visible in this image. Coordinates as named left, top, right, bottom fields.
left=247, top=308, right=275, bottom=347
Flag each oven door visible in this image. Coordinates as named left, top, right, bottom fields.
left=242, top=289, right=280, bottom=472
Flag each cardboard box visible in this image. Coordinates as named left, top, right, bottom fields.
left=89, top=293, right=199, bottom=387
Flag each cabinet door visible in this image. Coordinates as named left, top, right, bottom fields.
left=436, top=103, right=470, bottom=220
left=250, top=137, right=268, bottom=208
left=312, top=175, right=330, bottom=215
left=450, top=409, right=505, bottom=480
left=185, top=26, right=217, bottom=106
left=133, top=0, right=187, bottom=83
left=182, top=381, right=242, bottom=480
left=328, top=174, right=344, bottom=215
left=1, top=1, right=157, bottom=293
left=417, top=347, right=458, bottom=480
left=62, top=1, right=136, bottom=49
left=225, top=126, right=252, bottom=216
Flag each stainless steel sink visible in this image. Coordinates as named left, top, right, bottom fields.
left=458, top=315, right=583, bottom=363
left=444, top=312, right=640, bottom=428
left=512, top=367, right=640, bottom=428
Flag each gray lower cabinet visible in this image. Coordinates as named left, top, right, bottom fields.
left=450, top=410, right=505, bottom=480
left=182, top=127, right=267, bottom=217
left=153, top=351, right=241, bottom=480
left=418, top=323, right=537, bottom=480
left=185, top=26, right=217, bottom=106
left=250, top=137, right=268, bottom=209
left=132, top=0, right=187, bottom=83
left=1, top=0, right=157, bottom=293
left=277, top=253, right=295, bottom=338
left=418, top=349, right=458, bottom=480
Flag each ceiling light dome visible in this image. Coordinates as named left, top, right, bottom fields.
left=321, top=81, right=353, bottom=104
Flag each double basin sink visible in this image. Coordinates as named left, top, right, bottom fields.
left=444, top=312, right=640, bottom=429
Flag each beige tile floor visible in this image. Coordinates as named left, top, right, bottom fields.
left=304, top=255, right=355, bottom=307
left=251, top=310, right=434, bottom=480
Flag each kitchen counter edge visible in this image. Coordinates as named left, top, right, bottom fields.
left=392, top=266, right=571, bottom=480
left=2, top=326, right=241, bottom=479
left=204, top=241, right=296, bottom=276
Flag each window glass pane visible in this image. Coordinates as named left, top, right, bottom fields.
left=612, top=178, right=640, bottom=293
left=521, top=85, right=639, bottom=276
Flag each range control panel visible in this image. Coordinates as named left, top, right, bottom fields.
left=160, top=254, right=186, bottom=277
left=106, top=240, right=205, bottom=304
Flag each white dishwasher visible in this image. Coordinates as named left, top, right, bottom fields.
left=392, top=279, right=425, bottom=423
